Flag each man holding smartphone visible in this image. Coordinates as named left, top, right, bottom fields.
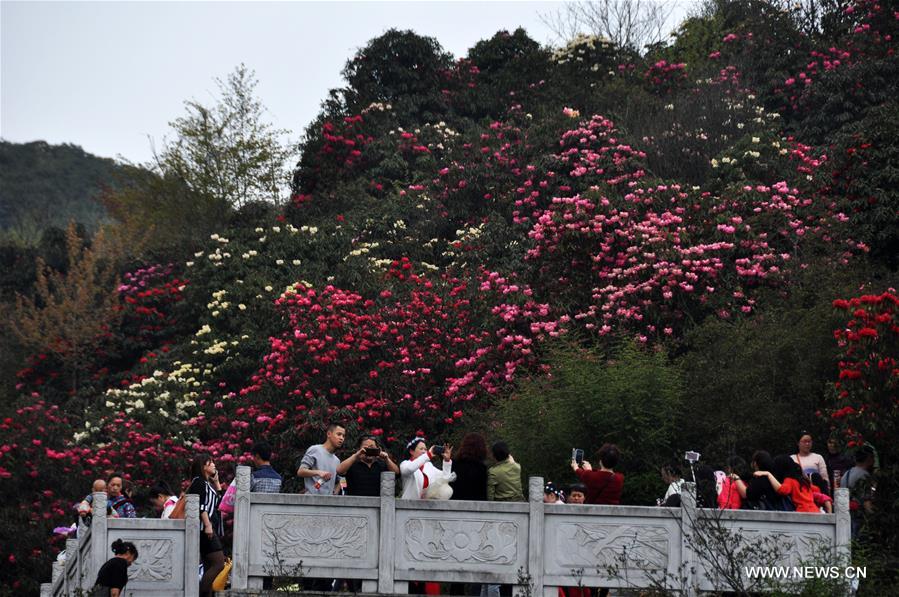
left=337, top=436, right=400, bottom=496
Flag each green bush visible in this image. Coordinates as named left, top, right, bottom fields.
left=495, top=339, right=683, bottom=505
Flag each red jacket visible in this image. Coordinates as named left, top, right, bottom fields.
left=574, top=468, right=624, bottom=505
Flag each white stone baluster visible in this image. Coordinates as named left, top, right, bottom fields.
left=231, top=464, right=252, bottom=590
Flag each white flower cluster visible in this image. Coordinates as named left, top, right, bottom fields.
left=552, top=33, right=613, bottom=65
left=101, top=361, right=208, bottom=422
left=362, top=102, right=392, bottom=114
left=345, top=241, right=381, bottom=261
left=207, top=289, right=229, bottom=317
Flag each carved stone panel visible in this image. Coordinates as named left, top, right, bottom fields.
left=696, top=522, right=835, bottom=591
left=129, top=539, right=175, bottom=582
left=107, top=530, right=184, bottom=590
left=260, top=513, right=370, bottom=562
left=550, top=522, right=672, bottom=572
left=404, top=519, right=519, bottom=564
left=394, top=510, right=528, bottom=574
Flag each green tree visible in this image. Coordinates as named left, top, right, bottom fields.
left=156, top=64, right=296, bottom=208
left=496, top=340, right=683, bottom=504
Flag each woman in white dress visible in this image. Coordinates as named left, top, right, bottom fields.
left=400, top=437, right=454, bottom=499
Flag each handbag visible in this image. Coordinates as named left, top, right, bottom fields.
left=211, top=557, right=232, bottom=590
left=168, top=493, right=187, bottom=520
left=219, top=482, right=237, bottom=514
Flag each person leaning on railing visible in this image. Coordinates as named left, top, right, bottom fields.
left=187, top=453, right=225, bottom=597
left=106, top=472, right=136, bottom=518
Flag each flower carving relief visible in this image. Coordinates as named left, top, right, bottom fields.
left=405, top=519, right=519, bottom=564
left=127, top=539, right=174, bottom=582
left=557, top=523, right=670, bottom=571
left=262, top=514, right=368, bottom=561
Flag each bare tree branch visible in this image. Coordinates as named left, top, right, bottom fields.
left=541, top=0, right=678, bottom=52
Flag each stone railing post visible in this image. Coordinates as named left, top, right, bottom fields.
left=39, top=583, right=51, bottom=597
left=231, top=465, right=253, bottom=590
left=680, top=482, right=698, bottom=597
left=89, top=491, right=108, bottom=589
left=524, top=476, right=545, bottom=597
left=834, top=488, right=851, bottom=567
left=76, top=516, right=90, bottom=592
left=231, top=465, right=250, bottom=590
left=51, top=560, right=64, bottom=586
left=64, top=537, right=78, bottom=594
left=378, top=471, right=399, bottom=594
left=184, top=493, right=201, bottom=597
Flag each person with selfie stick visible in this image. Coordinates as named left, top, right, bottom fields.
left=685, top=450, right=700, bottom=484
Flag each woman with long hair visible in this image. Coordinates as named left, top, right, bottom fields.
left=755, top=454, right=829, bottom=513
left=187, top=453, right=225, bottom=596
left=93, top=538, right=138, bottom=597
left=450, top=432, right=488, bottom=501
left=742, top=450, right=782, bottom=509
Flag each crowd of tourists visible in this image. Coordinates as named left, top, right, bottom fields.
left=72, top=425, right=876, bottom=596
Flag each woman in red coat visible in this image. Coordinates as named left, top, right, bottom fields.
left=570, top=443, right=624, bottom=505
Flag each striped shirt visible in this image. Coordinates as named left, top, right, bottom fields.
left=188, top=476, right=223, bottom=536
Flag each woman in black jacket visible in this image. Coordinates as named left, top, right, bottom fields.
left=450, top=432, right=489, bottom=501
left=450, top=432, right=489, bottom=595
left=94, top=539, right=138, bottom=597
left=742, top=450, right=789, bottom=510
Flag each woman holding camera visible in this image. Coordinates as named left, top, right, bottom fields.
left=187, top=453, right=224, bottom=597
left=400, top=437, right=453, bottom=499
left=570, top=443, right=624, bottom=505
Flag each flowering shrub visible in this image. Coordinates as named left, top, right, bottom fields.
left=525, top=114, right=858, bottom=341
left=239, top=264, right=558, bottom=447
left=2, top=11, right=897, bottom=593
left=829, top=291, right=899, bottom=444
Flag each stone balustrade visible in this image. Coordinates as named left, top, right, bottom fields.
left=231, top=465, right=851, bottom=596
left=41, top=492, right=200, bottom=597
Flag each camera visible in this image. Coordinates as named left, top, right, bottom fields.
left=571, top=448, right=584, bottom=465
left=364, top=447, right=380, bottom=457
left=432, top=445, right=445, bottom=456
left=684, top=450, right=701, bottom=464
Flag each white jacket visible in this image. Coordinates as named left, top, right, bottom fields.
left=400, top=451, right=453, bottom=499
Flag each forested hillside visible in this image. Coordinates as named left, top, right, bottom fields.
left=0, top=141, right=122, bottom=243
left=1, top=0, right=897, bottom=593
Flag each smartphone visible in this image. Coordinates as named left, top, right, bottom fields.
left=572, top=448, right=584, bottom=465
left=432, top=445, right=445, bottom=456
left=364, top=447, right=380, bottom=456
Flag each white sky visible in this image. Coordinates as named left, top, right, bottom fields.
left=1, top=1, right=689, bottom=164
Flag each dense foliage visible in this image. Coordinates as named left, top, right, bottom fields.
left=1, top=0, right=897, bottom=593
left=0, top=141, right=121, bottom=244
